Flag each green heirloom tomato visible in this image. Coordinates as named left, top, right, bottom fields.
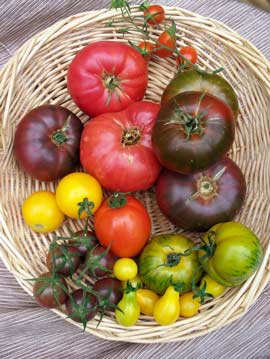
left=161, top=70, right=239, bottom=118
left=198, top=222, right=263, bottom=287
left=139, top=234, right=202, bottom=295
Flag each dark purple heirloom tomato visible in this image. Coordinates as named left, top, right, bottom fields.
left=156, top=157, right=246, bottom=232
left=93, top=277, right=122, bottom=309
left=84, top=246, right=118, bottom=279
left=46, top=245, right=83, bottom=277
left=33, top=272, right=68, bottom=308
left=65, top=289, right=98, bottom=324
left=152, top=91, right=235, bottom=174
left=14, top=105, right=83, bottom=181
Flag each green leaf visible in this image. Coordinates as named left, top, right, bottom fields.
left=166, top=20, right=177, bottom=38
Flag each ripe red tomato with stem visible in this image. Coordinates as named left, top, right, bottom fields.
left=177, top=46, right=198, bottom=67
left=143, top=4, right=165, bottom=26
left=94, top=193, right=151, bottom=258
left=67, top=41, right=148, bottom=117
left=137, top=41, right=155, bottom=61
left=155, top=21, right=177, bottom=58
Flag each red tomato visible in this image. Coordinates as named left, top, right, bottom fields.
left=138, top=41, right=155, bottom=61
left=94, top=193, right=151, bottom=258
left=144, top=5, right=165, bottom=25
left=67, top=41, right=148, bottom=117
left=177, top=46, right=198, bottom=66
left=155, top=23, right=177, bottom=58
left=80, top=101, right=161, bottom=192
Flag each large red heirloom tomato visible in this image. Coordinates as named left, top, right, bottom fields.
left=67, top=41, right=148, bottom=117
left=94, top=193, right=152, bottom=258
left=156, top=157, right=246, bottom=232
left=152, top=91, right=236, bottom=174
left=80, top=101, right=162, bottom=192
left=14, top=105, right=83, bottom=181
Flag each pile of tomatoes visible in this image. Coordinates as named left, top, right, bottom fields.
left=14, top=3, right=263, bottom=329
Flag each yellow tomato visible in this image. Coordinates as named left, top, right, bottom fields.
left=200, top=274, right=226, bottom=298
left=22, top=191, right=64, bottom=233
left=55, top=172, right=103, bottom=219
left=179, top=292, right=200, bottom=318
left=136, top=289, right=159, bottom=316
left=113, top=258, right=138, bottom=281
left=153, top=286, right=180, bottom=325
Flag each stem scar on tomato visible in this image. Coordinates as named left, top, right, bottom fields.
left=51, top=114, right=71, bottom=146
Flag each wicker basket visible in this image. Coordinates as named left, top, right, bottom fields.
left=0, top=6, right=270, bottom=343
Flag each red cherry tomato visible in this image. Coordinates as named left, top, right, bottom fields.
left=138, top=41, right=155, bottom=61
left=155, top=29, right=176, bottom=58
left=144, top=5, right=165, bottom=26
left=94, top=193, right=151, bottom=258
left=177, top=46, right=198, bottom=66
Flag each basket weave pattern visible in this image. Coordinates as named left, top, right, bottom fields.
left=0, top=7, right=270, bottom=343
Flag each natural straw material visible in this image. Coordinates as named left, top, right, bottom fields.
left=0, top=6, right=270, bottom=343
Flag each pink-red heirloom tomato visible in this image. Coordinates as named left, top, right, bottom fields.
left=152, top=92, right=235, bottom=174
left=94, top=193, right=151, bottom=258
left=67, top=41, right=148, bottom=117
left=14, top=105, right=83, bottom=181
left=80, top=101, right=161, bottom=192
left=156, top=157, right=246, bottom=232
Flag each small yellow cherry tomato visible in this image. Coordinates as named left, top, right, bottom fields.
left=113, top=258, right=138, bottom=281
left=153, top=286, right=180, bottom=325
left=55, top=172, right=103, bottom=219
left=179, top=292, right=201, bottom=318
left=136, top=289, right=159, bottom=316
left=22, top=191, right=64, bottom=233
left=122, top=275, right=142, bottom=289
left=200, top=274, right=226, bottom=298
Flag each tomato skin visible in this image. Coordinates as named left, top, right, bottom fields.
left=200, top=274, right=226, bottom=298
left=115, top=291, right=140, bottom=327
left=138, top=41, right=155, bottom=61
left=65, top=289, right=98, bottom=323
left=67, top=41, right=148, bottom=117
left=85, top=246, right=117, bottom=278
left=33, top=272, right=68, bottom=308
left=155, top=31, right=176, bottom=58
left=94, top=194, right=151, bottom=258
left=22, top=191, right=64, bottom=233
left=161, top=70, right=239, bottom=117
left=136, top=289, right=159, bottom=316
left=80, top=101, right=161, bottom=192
left=144, top=5, right=165, bottom=25
left=56, top=172, right=103, bottom=219
left=46, top=245, right=82, bottom=276
left=113, top=258, right=138, bottom=281
left=177, top=46, right=198, bottom=66
left=179, top=292, right=200, bottom=318
left=14, top=105, right=83, bottom=182
left=152, top=91, right=235, bottom=174
left=199, top=222, right=263, bottom=287
left=139, top=234, right=202, bottom=295
left=153, top=286, right=180, bottom=325
left=93, top=277, right=123, bottom=310
left=156, top=157, right=246, bottom=231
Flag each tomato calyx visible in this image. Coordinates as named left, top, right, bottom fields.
left=166, top=252, right=182, bottom=267
left=108, top=192, right=128, bottom=208
left=138, top=1, right=151, bottom=11
left=121, top=127, right=141, bottom=146
left=103, top=73, right=121, bottom=92
left=192, top=278, right=214, bottom=304
left=124, top=280, right=141, bottom=294
left=51, top=115, right=71, bottom=146
left=164, top=20, right=177, bottom=40
left=77, top=197, right=95, bottom=218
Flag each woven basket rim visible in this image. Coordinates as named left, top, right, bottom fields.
left=0, top=5, right=270, bottom=343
